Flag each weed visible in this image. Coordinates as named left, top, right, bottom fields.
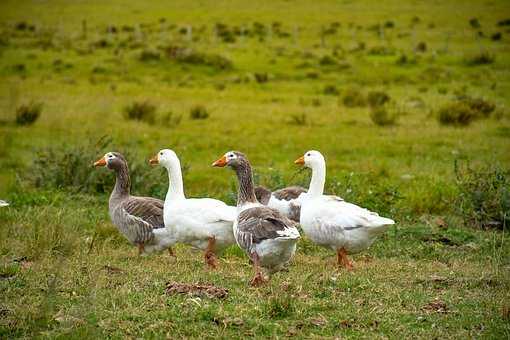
left=123, top=100, right=157, bottom=124
left=254, top=72, right=269, bottom=83
left=370, top=105, right=397, bottom=126
left=415, top=42, right=427, bottom=53
left=367, top=91, right=390, bottom=108
left=164, top=45, right=232, bottom=70
left=469, top=18, right=481, bottom=29
left=15, top=102, right=42, bottom=126
left=323, top=84, right=339, bottom=95
left=341, top=87, right=366, bottom=107
left=465, top=51, right=495, bottom=66
left=289, top=113, right=307, bottom=125
left=139, top=49, right=160, bottom=62
left=189, top=105, right=209, bottom=120
left=263, top=293, right=295, bottom=319
left=497, top=19, right=510, bottom=27
left=159, top=111, right=182, bottom=127
left=437, top=102, right=477, bottom=126
left=491, top=32, right=502, bottom=41
left=455, top=161, right=509, bottom=229
left=319, top=55, right=336, bottom=66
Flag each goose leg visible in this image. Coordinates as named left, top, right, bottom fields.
left=249, top=252, right=266, bottom=286
left=337, top=248, right=353, bottom=270
left=204, top=237, right=218, bottom=269
left=138, top=243, right=145, bottom=256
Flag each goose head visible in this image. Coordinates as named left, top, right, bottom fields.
left=212, top=151, right=249, bottom=170
left=294, top=150, right=325, bottom=169
left=94, top=152, right=127, bottom=171
left=149, top=149, right=180, bottom=170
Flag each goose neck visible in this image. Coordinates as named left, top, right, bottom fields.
left=308, top=160, right=326, bottom=197
left=111, top=163, right=130, bottom=199
left=235, top=163, right=257, bottom=206
left=165, top=161, right=185, bottom=201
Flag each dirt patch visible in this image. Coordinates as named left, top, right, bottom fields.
left=422, top=298, right=449, bottom=314
left=103, top=265, right=124, bottom=275
left=165, top=282, right=228, bottom=299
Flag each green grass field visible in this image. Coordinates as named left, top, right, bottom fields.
left=1, top=0, right=509, bottom=338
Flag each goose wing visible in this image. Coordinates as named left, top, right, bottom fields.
left=272, top=186, right=307, bottom=201
left=236, top=207, right=300, bottom=252
left=113, top=196, right=165, bottom=244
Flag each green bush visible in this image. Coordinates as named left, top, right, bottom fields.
left=189, top=105, right=209, bottom=120
left=341, top=87, right=366, bottom=107
left=455, top=161, right=509, bottom=230
left=123, top=100, right=157, bottom=124
left=369, top=105, right=397, bottom=126
left=437, top=102, right=476, bottom=126
left=15, top=102, right=43, bottom=126
left=25, top=137, right=170, bottom=197
left=437, top=97, right=496, bottom=126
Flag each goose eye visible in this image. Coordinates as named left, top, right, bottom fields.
left=306, top=153, right=311, bottom=156
left=108, top=155, right=113, bottom=158
left=160, top=152, right=163, bottom=156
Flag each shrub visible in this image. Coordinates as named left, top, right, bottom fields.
left=415, top=42, right=427, bottom=52
left=342, top=87, right=366, bottom=107
left=159, top=111, right=182, bottom=127
left=164, top=45, right=232, bottom=70
left=437, top=102, right=476, bottom=126
left=319, top=55, right=336, bottom=66
left=254, top=73, right=269, bottom=83
left=139, top=49, right=161, bottom=62
left=123, top=100, right=157, bottom=124
left=323, top=84, right=339, bottom=95
left=289, top=113, right=307, bottom=125
left=465, top=51, right=495, bottom=66
left=455, top=161, right=509, bottom=230
left=491, top=32, right=502, bottom=41
left=369, top=105, right=397, bottom=126
left=25, top=136, right=171, bottom=197
left=469, top=18, right=481, bottom=29
left=367, top=91, right=390, bottom=108
left=15, top=102, right=43, bottom=126
left=459, top=96, right=495, bottom=118
left=189, top=105, right=209, bottom=120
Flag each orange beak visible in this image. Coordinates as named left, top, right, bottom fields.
left=212, top=156, right=227, bottom=167
left=149, top=155, right=159, bottom=165
left=294, top=156, right=305, bottom=166
left=93, top=157, right=107, bottom=167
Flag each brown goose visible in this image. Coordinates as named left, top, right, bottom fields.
left=254, top=186, right=307, bottom=222
left=212, top=151, right=300, bottom=286
left=93, top=152, right=175, bottom=256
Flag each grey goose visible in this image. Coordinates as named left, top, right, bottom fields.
left=94, top=152, right=175, bottom=256
left=213, top=151, right=300, bottom=286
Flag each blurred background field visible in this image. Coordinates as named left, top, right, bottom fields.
left=0, top=0, right=509, bottom=338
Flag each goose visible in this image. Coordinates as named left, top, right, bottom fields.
left=93, top=152, right=175, bottom=256
left=294, top=150, right=394, bottom=269
left=212, top=151, right=300, bottom=286
left=254, top=186, right=307, bottom=222
left=0, top=200, right=9, bottom=207
left=149, top=149, right=236, bottom=269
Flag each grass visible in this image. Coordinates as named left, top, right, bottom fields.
left=0, top=0, right=509, bottom=338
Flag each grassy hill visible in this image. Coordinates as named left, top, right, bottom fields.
left=0, top=0, right=509, bottom=337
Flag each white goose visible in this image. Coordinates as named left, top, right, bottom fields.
left=0, top=200, right=9, bottom=207
left=295, top=150, right=394, bottom=269
left=150, top=149, right=236, bottom=268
